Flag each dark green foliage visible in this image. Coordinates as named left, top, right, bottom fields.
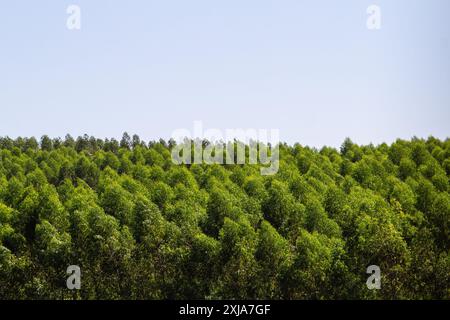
left=0, top=135, right=449, bottom=299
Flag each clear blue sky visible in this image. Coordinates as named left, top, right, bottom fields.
left=1, top=0, right=449, bottom=147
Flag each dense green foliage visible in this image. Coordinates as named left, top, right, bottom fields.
left=0, top=134, right=449, bottom=299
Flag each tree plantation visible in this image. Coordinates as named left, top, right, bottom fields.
left=0, top=134, right=449, bottom=299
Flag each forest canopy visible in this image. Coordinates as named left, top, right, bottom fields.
left=0, top=134, right=449, bottom=299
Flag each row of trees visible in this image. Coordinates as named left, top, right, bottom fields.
left=0, top=134, right=449, bottom=299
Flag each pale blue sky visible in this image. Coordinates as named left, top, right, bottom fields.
left=0, top=0, right=449, bottom=147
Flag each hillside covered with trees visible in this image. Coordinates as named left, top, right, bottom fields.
left=0, top=134, right=449, bottom=299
